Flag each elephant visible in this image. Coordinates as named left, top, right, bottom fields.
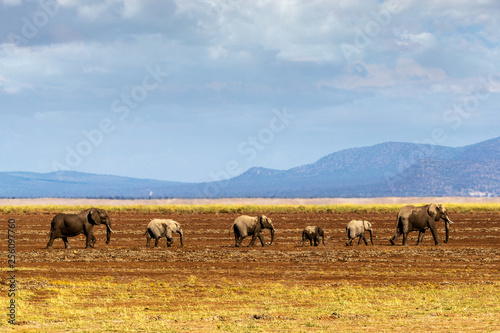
left=302, top=226, right=325, bottom=246
left=229, top=215, right=275, bottom=247
left=46, top=208, right=113, bottom=249
left=345, top=220, right=373, bottom=246
left=144, top=219, right=184, bottom=248
left=389, top=203, right=453, bottom=246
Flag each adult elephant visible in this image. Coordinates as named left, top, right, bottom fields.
left=345, top=220, right=373, bottom=246
left=46, top=208, right=113, bottom=249
left=229, top=215, right=275, bottom=247
left=389, top=203, right=453, bottom=246
left=144, top=219, right=184, bottom=248
left=302, top=226, right=325, bottom=246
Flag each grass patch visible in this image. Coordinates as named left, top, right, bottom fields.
left=2, top=278, right=499, bottom=332
left=2, top=203, right=500, bottom=215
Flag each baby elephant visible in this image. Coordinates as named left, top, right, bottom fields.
left=302, top=226, right=325, bottom=246
left=144, top=219, right=184, bottom=248
left=346, top=220, right=373, bottom=246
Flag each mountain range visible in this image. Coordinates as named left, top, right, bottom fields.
left=1, top=137, right=499, bottom=198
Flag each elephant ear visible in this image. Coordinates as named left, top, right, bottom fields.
left=427, top=204, right=438, bottom=218
left=89, top=208, right=102, bottom=225
left=258, top=215, right=264, bottom=227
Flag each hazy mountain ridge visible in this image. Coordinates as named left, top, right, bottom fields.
left=1, top=137, right=498, bottom=198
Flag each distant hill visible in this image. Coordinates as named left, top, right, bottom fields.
left=1, top=137, right=499, bottom=198
left=0, top=171, right=186, bottom=198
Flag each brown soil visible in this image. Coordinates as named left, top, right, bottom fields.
left=5, top=210, right=500, bottom=286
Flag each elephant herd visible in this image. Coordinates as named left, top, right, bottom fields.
left=45, top=204, right=454, bottom=249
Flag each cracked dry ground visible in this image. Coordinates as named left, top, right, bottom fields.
left=6, top=211, right=500, bottom=286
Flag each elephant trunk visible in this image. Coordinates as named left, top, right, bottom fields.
left=444, top=220, right=450, bottom=243
left=369, top=230, right=374, bottom=245
left=444, top=216, right=453, bottom=244
left=106, top=223, right=113, bottom=244
left=269, top=228, right=275, bottom=245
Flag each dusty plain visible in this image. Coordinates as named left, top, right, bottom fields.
left=1, top=198, right=499, bottom=332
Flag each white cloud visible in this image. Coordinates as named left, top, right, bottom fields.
left=1, top=0, right=20, bottom=6
left=58, top=0, right=142, bottom=20
left=394, top=30, right=436, bottom=53
left=76, top=1, right=117, bottom=20
left=323, top=58, right=447, bottom=90
left=208, top=45, right=228, bottom=59
left=121, top=0, right=144, bottom=18
left=33, top=111, right=65, bottom=121
left=0, top=75, right=22, bottom=94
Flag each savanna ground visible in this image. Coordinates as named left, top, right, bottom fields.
left=1, top=199, right=500, bottom=332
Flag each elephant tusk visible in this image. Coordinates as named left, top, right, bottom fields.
left=108, top=227, right=114, bottom=233
left=446, top=219, right=454, bottom=224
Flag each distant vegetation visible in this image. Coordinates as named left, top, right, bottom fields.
left=2, top=203, right=500, bottom=214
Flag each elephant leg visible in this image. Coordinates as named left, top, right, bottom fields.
left=146, top=234, right=151, bottom=247
left=346, top=237, right=353, bottom=246
left=46, top=233, right=57, bottom=249
left=234, top=232, right=239, bottom=247
left=359, top=234, right=368, bottom=246
left=62, top=237, right=72, bottom=249
left=390, top=229, right=400, bottom=245
left=429, top=225, right=440, bottom=245
left=416, top=230, right=425, bottom=245
left=84, top=229, right=94, bottom=249
left=154, top=237, right=160, bottom=248
left=402, top=232, right=408, bottom=246
left=248, top=234, right=258, bottom=247
left=390, top=220, right=404, bottom=245
left=257, top=234, right=265, bottom=247
left=90, top=235, right=97, bottom=248
left=234, top=229, right=245, bottom=247
left=167, top=237, right=174, bottom=247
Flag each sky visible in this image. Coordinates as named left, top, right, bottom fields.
left=1, top=0, right=499, bottom=183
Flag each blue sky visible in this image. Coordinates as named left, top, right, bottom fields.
left=1, top=0, right=499, bottom=182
